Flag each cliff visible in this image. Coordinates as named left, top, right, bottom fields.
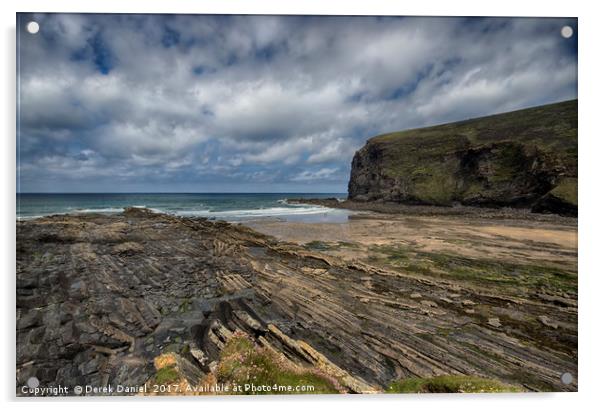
left=348, top=100, right=577, bottom=216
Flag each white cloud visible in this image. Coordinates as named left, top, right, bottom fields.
left=17, top=14, right=577, bottom=192
left=291, top=167, right=339, bottom=181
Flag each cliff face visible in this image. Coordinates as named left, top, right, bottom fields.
left=348, top=100, right=577, bottom=216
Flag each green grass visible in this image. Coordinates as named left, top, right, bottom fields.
left=304, top=240, right=359, bottom=252
left=337, top=241, right=359, bottom=248
left=178, top=298, right=192, bottom=313
left=215, top=333, right=340, bottom=394
left=304, top=241, right=333, bottom=251
left=373, top=100, right=577, bottom=151
left=412, top=167, right=457, bottom=204
left=549, top=177, right=577, bottom=206
left=154, top=366, right=180, bottom=385
left=386, top=375, right=523, bottom=393
left=488, top=143, right=530, bottom=183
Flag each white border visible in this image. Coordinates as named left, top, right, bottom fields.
left=2, top=1, right=600, bottom=409
left=0, top=0, right=584, bottom=16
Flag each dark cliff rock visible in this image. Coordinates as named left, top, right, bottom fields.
left=348, top=100, right=577, bottom=216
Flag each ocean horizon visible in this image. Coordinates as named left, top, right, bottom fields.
left=16, top=192, right=349, bottom=222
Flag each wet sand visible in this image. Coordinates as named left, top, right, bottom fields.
left=245, top=210, right=578, bottom=296
left=246, top=211, right=577, bottom=261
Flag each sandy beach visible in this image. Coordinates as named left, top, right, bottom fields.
left=246, top=210, right=577, bottom=298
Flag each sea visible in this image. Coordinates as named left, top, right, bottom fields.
left=16, top=193, right=350, bottom=223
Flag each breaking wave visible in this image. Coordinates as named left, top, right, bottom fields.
left=174, top=205, right=334, bottom=219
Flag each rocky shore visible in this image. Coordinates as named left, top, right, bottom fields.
left=17, top=207, right=577, bottom=395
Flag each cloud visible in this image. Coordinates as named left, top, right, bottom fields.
left=291, top=168, right=340, bottom=182
left=307, top=136, right=354, bottom=164
left=16, top=14, right=577, bottom=192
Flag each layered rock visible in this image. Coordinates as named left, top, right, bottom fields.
left=17, top=209, right=577, bottom=395
left=348, top=100, right=577, bottom=216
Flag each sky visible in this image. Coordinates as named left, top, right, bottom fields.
left=17, top=14, right=577, bottom=193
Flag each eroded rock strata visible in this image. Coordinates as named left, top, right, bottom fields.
left=17, top=208, right=577, bottom=395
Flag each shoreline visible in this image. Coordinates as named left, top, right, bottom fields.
left=16, top=203, right=352, bottom=224
left=287, top=198, right=578, bottom=225
left=16, top=196, right=578, bottom=226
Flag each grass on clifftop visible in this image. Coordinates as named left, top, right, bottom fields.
left=386, top=375, right=523, bottom=393
left=372, top=99, right=577, bottom=153
left=215, top=332, right=341, bottom=394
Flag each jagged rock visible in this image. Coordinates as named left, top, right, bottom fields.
left=112, top=242, right=144, bottom=256
left=17, top=309, right=42, bottom=329
left=488, top=318, right=502, bottom=328
left=78, top=357, right=100, bottom=376
left=538, top=315, right=559, bottom=329
left=189, top=346, right=207, bottom=367
left=208, top=361, right=218, bottom=373
left=267, top=324, right=378, bottom=393
left=171, top=353, right=205, bottom=387
left=233, top=310, right=263, bottom=331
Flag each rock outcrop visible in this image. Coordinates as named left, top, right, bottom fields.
left=348, top=100, right=577, bottom=216
left=17, top=209, right=577, bottom=394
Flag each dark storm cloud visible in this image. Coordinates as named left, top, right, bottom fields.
left=16, top=14, right=577, bottom=192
